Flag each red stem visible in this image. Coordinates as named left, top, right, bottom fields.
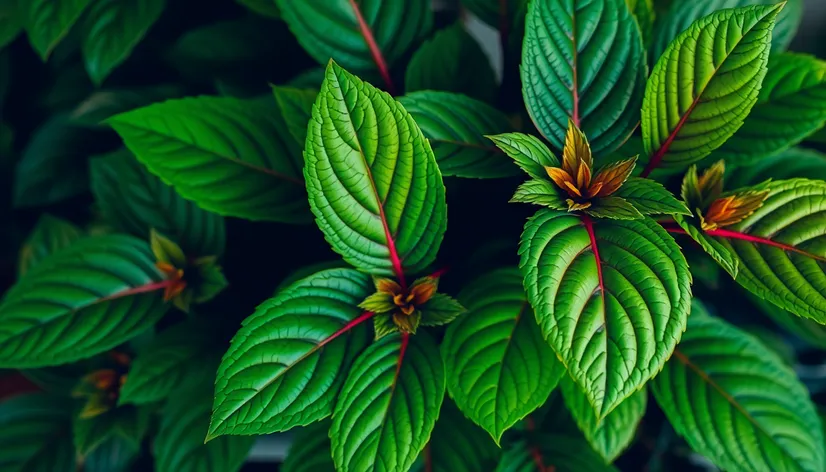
left=320, top=311, right=376, bottom=349
left=348, top=0, right=396, bottom=95
left=100, top=279, right=176, bottom=301
left=423, top=443, right=433, bottom=472
left=395, top=333, right=410, bottom=378
left=429, top=265, right=450, bottom=279
left=0, top=373, right=40, bottom=401
left=581, top=215, right=606, bottom=303
left=662, top=225, right=826, bottom=262
left=525, top=417, right=547, bottom=472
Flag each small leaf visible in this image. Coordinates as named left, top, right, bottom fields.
left=425, top=398, right=501, bottom=472
left=81, top=0, right=165, bottom=85
left=0, top=394, right=75, bottom=472
left=727, top=147, right=826, bottom=189
left=209, top=269, right=372, bottom=438
left=73, top=406, right=149, bottom=457
left=651, top=304, right=825, bottom=472
left=583, top=196, right=644, bottom=220
left=443, top=268, right=564, bottom=443
left=641, top=4, right=781, bottom=171
left=400, top=91, right=518, bottom=178
left=613, top=177, right=691, bottom=216
left=18, top=214, right=83, bottom=276
left=331, top=332, right=445, bottom=472
left=487, top=132, right=559, bottom=180
left=0, top=235, right=170, bottom=368
left=420, top=293, right=465, bottom=327
left=305, top=62, right=446, bottom=277
left=405, top=23, right=496, bottom=103
left=560, top=377, right=647, bottom=462
left=108, top=96, right=308, bottom=222
left=521, top=0, right=647, bottom=156
left=672, top=214, right=739, bottom=278
left=24, top=0, right=93, bottom=59
left=510, top=179, right=567, bottom=209
left=272, top=86, right=317, bottom=146
left=281, top=420, right=335, bottom=472
left=520, top=210, right=691, bottom=417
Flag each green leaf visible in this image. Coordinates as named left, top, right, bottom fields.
left=613, top=177, right=690, bottom=216
left=0, top=394, right=75, bottom=472
left=727, top=147, right=826, bottom=189
left=209, top=268, right=372, bottom=438
left=700, top=179, right=826, bottom=322
left=560, top=377, right=646, bottom=462
left=626, top=0, right=655, bottom=48
left=519, top=210, right=691, bottom=417
left=274, top=260, right=349, bottom=293
left=281, top=420, right=335, bottom=472
left=487, top=132, right=559, bottom=180
left=90, top=149, right=226, bottom=257
left=510, top=179, right=567, bottom=209
left=155, top=386, right=254, bottom=472
left=18, top=214, right=83, bottom=276
left=651, top=0, right=802, bottom=61
left=236, top=0, right=280, bottom=18
left=331, top=332, right=445, bottom=472
left=742, top=325, right=796, bottom=366
left=425, top=398, right=501, bottom=472
left=641, top=4, right=781, bottom=170
left=496, top=435, right=618, bottom=472
left=0, top=235, right=170, bottom=368
left=70, top=85, right=182, bottom=126
left=305, top=62, right=447, bottom=277
left=277, top=0, right=431, bottom=74
left=755, top=294, right=826, bottom=350
left=400, top=91, right=518, bottom=178
left=583, top=196, right=644, bottom=220
left=108, top=96, right=308, bottom=222
left=420, top=293, right=465, bottom=327
left=521, top=0, right=646, bottom=156
left=0, top=0, right=22, bottom=50
left=673, top=214, right=739, bottom=278
left=405, top=23, right=496, bottom=103
left=651, top=305, right=825, bottom=472
left=272, top=86, right=317, bottom=146
left=119, top=319, right=218, bottom=405
left=443, top=267, right=564, bottom=443
left=81, top=0, right=165, bottom=85
left=73, top=406, right=148, bottom=457
left=715, top=53, right=826, bottom=165
left=24, top=0, right=93, bottom=59
left=83, top=435, right=140, bottom=472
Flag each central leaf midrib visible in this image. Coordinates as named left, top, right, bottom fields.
left=493, top=302, right=527, bottom=434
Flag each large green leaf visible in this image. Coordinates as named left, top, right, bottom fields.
left=425, top=398, right=501, bottom=472
left=24, top=0, right=93, bottom=59
left=560, top=377, right=646, bottom=462
left=399, top=91, right=518, bottom=179
left=209, top=268, right=372, bottom=438
left=81, top=0, right=165, bottom=85
left=754, top=294, right=826, bottom=350
left=715, top=53, right=826, bottom=165
left=18, top=214, right=82, bottom=276
left=0, top=235, right=169, bottom=368
left=305, top=62, right=446, bottom=278
left=330, top=332, right=445, bottom=472
left=521, top=0, right=646, bottom=156
left=495, top=435, right=617, bottom=472
left=0, top=0, right=22, bottom=49
left=0, top=394, right=74, bottom=472
left=487, top=132, right=560, bottom=180
left=273, top=86, right=317, bottom=146
left=673, top=214, right=739, bottom=278
left=73, top=406, right=148, bottom=457
left=650, top=0, right=802, bottom=61
left=405, top=23, right=496, bottom=104
left=640, top=4, right=780, bottom=172
left=612, top=177, right=690, bottom=216
left=108, top=96, right=308, bottom=222
left=651, top=305, right=825, bottom=472
left=281, top=420, right=335, bottom=472
left=519, top=210, right=691, bottom=417
left=276, top=0, right=431, bottom=76
left=90, top=149, right=226, bottom=257
left=156, top=386, right=254, bottom=472
left=727, top=147, right=826, bottom=188
left=442, top=267, right=564, bottom=443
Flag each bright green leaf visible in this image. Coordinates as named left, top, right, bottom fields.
left=583, top=196, right=644, bottom=220
left=305, top=62, right=447, bottom=277
left=420, top=293, right=465, bottom=327
left=108, top=96, right=308, bottom=222
left=281, top=420, right=335, bottom=472
left=18, top=214, right=83, bottom=276
left=443, top=267, right=564, bottom=443
left=0, top=394, right=75, bottom=472
left=727, top=147, right=826, bottom=188
left=754, top=294, right=826, bottom=350
left=487, top=132, right=559, bottom=180
left=272, top=86, right=317, bottom=146
left=613, top=177, right=691, bottom=216
left=24, top=0, right=93, bottom=59
left=425, top=398, right=501, bottom=472
left=519, top=210, right=691, bottom=417
left=522, top=0, right=646, bottom=156
left=73, top=406, right=148, bottom=457
left=510, top=179, right=567, bottom=209
left=673, top=214, right=739, bottom=278
left=209, top=269, right=372, bottom=438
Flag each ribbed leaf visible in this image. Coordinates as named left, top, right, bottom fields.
left=81, top=0, right=165, bottom=85
left=510, top=179, right=568, bottom=209
left=399, top=91, right=518, bottom=178
left=156, top=386, right=254, bottom=472
left=560, top=377, right=646, bottom=462
left=73, top=406, right=148, bottom=457
left=0, top=235, right=169, bottom=368
left=521, top=0, right=646, bottom=156
left=331, top=333, right=445, bottom=472
left=0, top=394, right=74, bottom=472
left=626, top=0, right=654, bottom=47
left=209, top=268, right=372, bottom=438
left=651, top=306, right=825, bottom=472
left=487, top=132, right=560, bottom=180
left=612, top=177, right=690, bottom=216
left=425, top=398, right=501, bottom=472
left=90, top=149, right=226, bottom=257
left=651, top=0, right=802, bottom=61
left=519, top=210, right=691, bottom=417
left=715, top=53, right=826, bottom=165
left=755, top=295, right=826, bottom=350
left=18, top=214, right=82, bottom=276
left=728, top=148, right=826, bottom=188
left=273, top=86, right=317, bottom=146
left=673, top=214, right=739, bottom=278
left=406, top=23, right=496, bottom=103
left=108, top=96, right=308, bottom=222
left=305, top=62, right=446, bottom=277
left=640, top=4, right=780, bottom=172
left=281, top=420, right=335, bottom=472
left=276, top=0, right=431, bottom=74
left=24, top=0, right=93, bottom=59
left=495, top=435, right=618, bottom=472
left=443, top=267, right=564, bottom=443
